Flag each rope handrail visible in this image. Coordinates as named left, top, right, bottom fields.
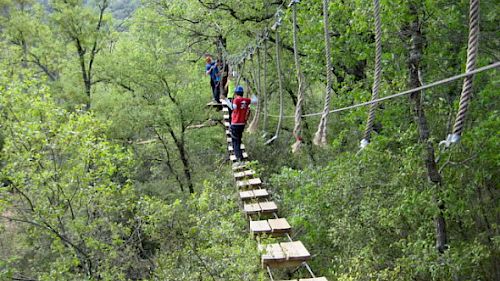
left=264, top=61, right=500, bottom=118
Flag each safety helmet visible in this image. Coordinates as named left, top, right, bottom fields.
left=234, top=85, right=244, bottom=94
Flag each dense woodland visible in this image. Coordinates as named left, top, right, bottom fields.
left=0, top=0, right=498, bottom=280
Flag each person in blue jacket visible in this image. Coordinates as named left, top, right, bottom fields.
left=205, top=55, right=220, bottom=102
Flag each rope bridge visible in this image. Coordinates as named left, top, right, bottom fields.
left=220, top=105, right=327, bottom=281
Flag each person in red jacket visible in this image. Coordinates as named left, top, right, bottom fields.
left=225, top=85, right=252, bottom=163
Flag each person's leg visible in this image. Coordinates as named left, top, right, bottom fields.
left=230, top=125, right=238, bottom=159
left=233, top=125, right=244, bottom=161
left=214, top=82, right=220, bottom=102
left=227, top=98, right=233, bottom=123
left=210, top=79, right=216, bottom=100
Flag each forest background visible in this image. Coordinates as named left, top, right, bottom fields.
left=0, top=0, right=498, bottom=280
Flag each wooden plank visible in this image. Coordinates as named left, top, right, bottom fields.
left=252, top=189, right=269, bottom=198
left=239, top=189, right=269, bottom=201
left=228, top=144, right=246, bottom=151
left=232, top=163, right=249, bottom=171
left=239, top=190, right=255, bottom=200
left=223, top=114, right=230, bottom=120
left=280, top=241, right=310, bottom=261
left=259, top=201, right=278, bottom=213
left=247, top=178, right=262, bottom=186
left=230, top=152, right=248, bottom=161
left=224, top=121, right=230, bottom=127
left=261, top=243, right=286, bottom=265
left=237, top=178, right=262, bottom=188
left=225, top=130, right=231, bottom=136
left=268, top=218, right=291, bottom=233
left=222, top=107, right=229, bottom=112
left=243, top=203, right=261, bottom=215
left=250, top=220, right=271, bottom=234
left=233, top=169, right=254, bottom=180
left=226, top=137, right=232, bottom=143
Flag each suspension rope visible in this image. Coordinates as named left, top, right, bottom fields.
left=265, top=26, right=284, bottom=145
left=441, top=0, right=481, bottom=147
left=264, top=61, right=499, bottom=118
left=247, top=49, right=261, bottom=133
left=235, top=59, right=246, bottom=87
left=360, top=0, right=383, bottom=149
left=313, top=0, right=334, bottom=146
left=263, top=38, right=269, bottom=135
left=291, top=0, right=305, bottom=153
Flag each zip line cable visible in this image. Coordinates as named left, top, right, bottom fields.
left=265, top=61, right=499, bottom=118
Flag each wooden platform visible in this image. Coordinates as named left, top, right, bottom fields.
left=233, top=169, right=255, bottom=180
left=260, top=241, right=311, bottom=268
left=250, top=218, right=291, bottom=235
left=237, top=178, right=262, bottom=189
left=239, top=189, right=269, bottom=201
left=243, top=201, right=278, bottom=216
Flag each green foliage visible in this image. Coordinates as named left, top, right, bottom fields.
left=0, top=0, right=498, bottom=280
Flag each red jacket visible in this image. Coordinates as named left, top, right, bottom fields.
left=231, top=97, right=251, bottom=125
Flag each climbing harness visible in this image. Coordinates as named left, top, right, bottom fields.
left=360, top=0, right=383, bottom=149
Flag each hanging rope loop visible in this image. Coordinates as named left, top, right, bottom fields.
left=441, top=0, right=480, bottom=148
left=291, top=0, right=305, bottom=153
left=313, top=0, right=334, bottom=146
left=360, top=0, right=383, bottom=150
left=265, top=28, right=284, bottom=145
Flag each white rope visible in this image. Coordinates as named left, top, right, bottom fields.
left=265, top=61, right=500, bottom=118
left=313, top=0, right=334, bottom=146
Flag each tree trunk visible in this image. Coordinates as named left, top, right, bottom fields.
left=166, top=125, right=194, bottom=194
left=406, top=3, right=447, bottom=253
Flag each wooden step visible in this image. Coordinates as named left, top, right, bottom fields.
left=223, top=114, right=230, bottom=120
left=228, top=144, right=245, bottom=152
left=260, top=241, right=311, bottom=268
left=224, top=121, right=230, bottom=127
left=233, top=169, right=255, bottom=180
left=243, top=201, right=278, bottom=216
left=226, top=137, right=232, bottom=143
left=239, top=189, right=269, bottom=201
left=225, top=129, right=231, bottom=136
left=232, top=162, right=249, bottom=171
left=268, top=218, right=292, bottom=234
left=250, top=218, right=291, bottom=235
left=237, top=178, right=262, bottom=189
left=230, top=152, right=248, bottom=161
left=222, top=107, right=229, bottom=112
